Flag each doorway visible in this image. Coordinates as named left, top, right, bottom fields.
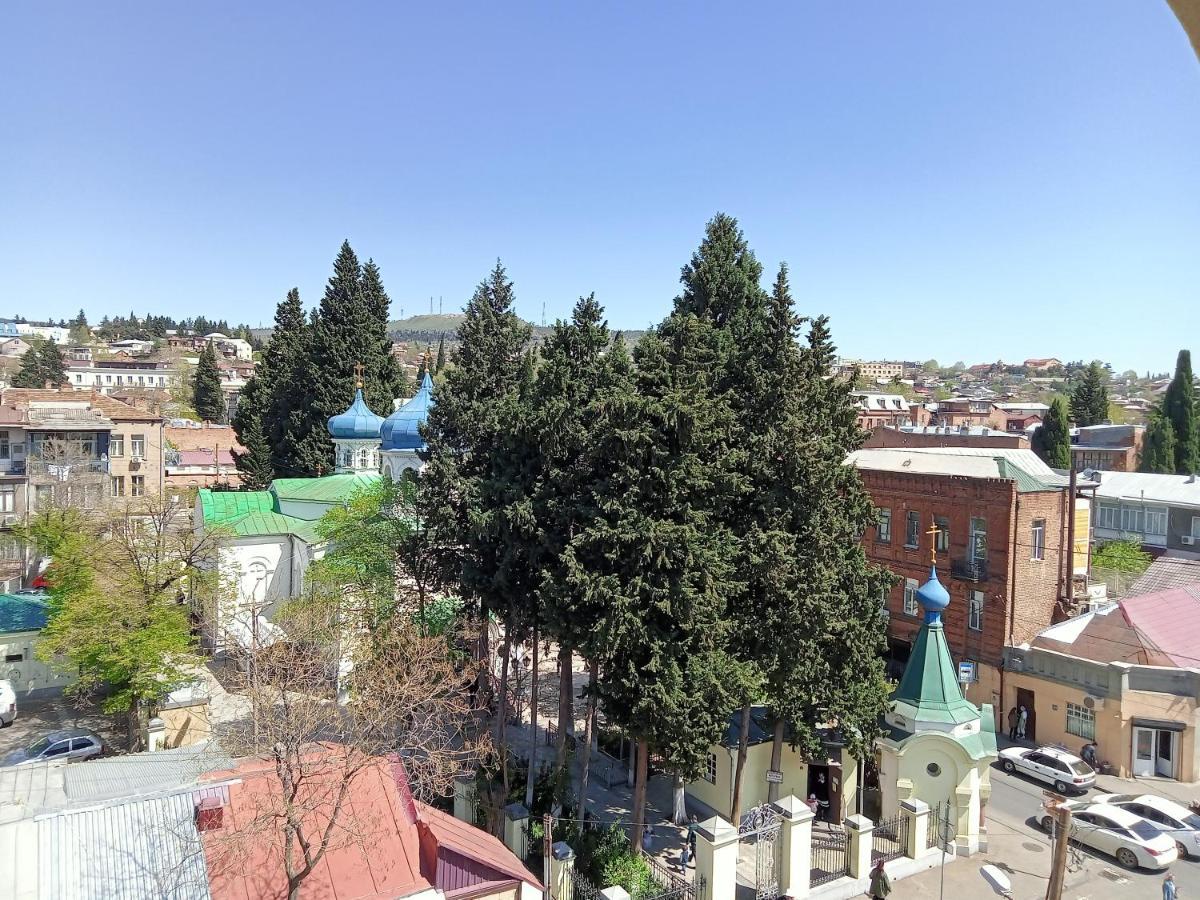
left=1132, top=726, right=1178, bottom=779
left=1015, top=688, right=1036, bottom=742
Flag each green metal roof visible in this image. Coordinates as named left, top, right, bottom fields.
left=0, top=594, right=50, bottom=635
left=882, top=703, right=998, bottom=762
left=891, top=618, right=981, bottom=726
left=270, top=473, right=380, bottom=503
left=198, top=489, right=320, bottom=542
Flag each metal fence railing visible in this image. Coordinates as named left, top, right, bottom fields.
left=926, top=802, right=953, bottom=852
left=639, top=849, right=694, bottom=900
left=871, top=812, right=909, bottom=863
left=809, top=831, right=849, bottom=887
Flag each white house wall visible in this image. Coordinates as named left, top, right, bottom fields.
left=0, top=630, right=76, bottom=697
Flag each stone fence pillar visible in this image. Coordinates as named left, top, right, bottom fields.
left=599, top=887, right=630, bottom=900
left=695, top=815, right=739, bottom=900
left=771, top=795, right=814, bottom=899
left=454, top=773, right=477, bottom=824
left=550, top=841, right=575, bottom=900
left=844, top=814, right=875, bottom=880
left=901, top=799, right=929, bottom=859
left=503, top=802, right=530, bottom=860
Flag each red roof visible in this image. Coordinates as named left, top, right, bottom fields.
left=177, top=448, right=237, bottom=467
left=1120, top=586, right=1200, bottom=668
left=419, top=803, right=544, bottom=892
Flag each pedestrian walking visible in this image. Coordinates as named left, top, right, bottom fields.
left=1016, top=706, right=1028, bottom=740
left=868, top=859, right=891, bottom=899
left=1163, top=871, right=1177, bottom=900
left=686, top=815, right=698, bottom=852
left=1006, top=706, right=1018, bottom=740
left=642, top=823, right=655, bottom=852
left=679, top=843, right=692, bottom=871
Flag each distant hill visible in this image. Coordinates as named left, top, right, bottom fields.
left=387, top=314, right=467, bottom=335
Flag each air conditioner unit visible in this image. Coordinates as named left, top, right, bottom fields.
left=130, top=455, right=144, bottom=464
left=1183, top=536, right=1196, bottom=546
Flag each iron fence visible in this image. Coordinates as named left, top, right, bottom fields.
left=809, top=830, right=849, bottom=887
left=640, top=848, right=694, bottom=900
left=574, top=870, right=602, bottom=900
left=871, top=811, right=909, bottom=864
left=926, top=802, right=953, bottom=852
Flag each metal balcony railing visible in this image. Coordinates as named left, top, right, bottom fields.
left=951, top=557, right=989, bottom=582
left=27, top=458, right=109, bottom=477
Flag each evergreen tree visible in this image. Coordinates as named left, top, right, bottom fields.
left=259, top=289, right=310, bottom=477
left=11, top=342, right=47, bottom=387
left=435, top=333, right=446, bottom=374
left=416, top=354, right=428, bottom=383
left=1164, top=350, right=1198, bottom=474
left=360, top=258, right=408, bottom=407
left=1069, top=361, right=1109, bottom=427
left=39, top=339, right=68, bottom=387
left=1032, top=397, right=1071, bottom=469
left=1140, top=413, right=1177, bottom=474
left=231, top=370, right=275, bottom=490
left=68, top=309, right=90, bottom=345
left=193, top=341, right=226, bottom=422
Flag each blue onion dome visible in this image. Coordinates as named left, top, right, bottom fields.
left=917, top=565, right=951, bottom=622
left=381, top=372, right=435, bottom=451
left=327, top=388, right=385, bottom=439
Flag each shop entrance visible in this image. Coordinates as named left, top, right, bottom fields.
left=1132, top=724, right=1179, bottom=779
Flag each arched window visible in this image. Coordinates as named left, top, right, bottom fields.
left=357, top=448, right=370, bottom=469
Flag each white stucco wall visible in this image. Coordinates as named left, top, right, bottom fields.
left=0, top=631, right=75, bottom=697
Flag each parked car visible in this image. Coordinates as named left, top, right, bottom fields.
left=999, top=745, right=1095, bottom=793
left=0, top=728, right=104, bottom=767
left=1040, top=803, right=1178, bottom=870
left=0, top=680, right=14, bottom=727
left=1090, top=793, right=1200, bottom=859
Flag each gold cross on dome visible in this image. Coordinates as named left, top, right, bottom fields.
left=353, top=362, right=365, bottom=388
left=926, top=522, right=942, bottom=566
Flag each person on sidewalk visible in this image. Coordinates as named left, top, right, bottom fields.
left=686, top=815, right=698, bottom=852
left=1016, top=706, right=1028, bottom=740
left=1007, top=707, right=1018, bottom=740
left=868, top=859, right=891, bottom=899
left=642, top=823, right=655, bottom=851
left=679, top=843, right=692, bottom=872
left=1163, top=872, right=1177, bottom=900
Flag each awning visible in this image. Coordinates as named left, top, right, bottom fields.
left=1131, top=717, right=1186, bottom=733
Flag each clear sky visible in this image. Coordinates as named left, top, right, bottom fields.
left=1, top=2, right=1197, bottom=372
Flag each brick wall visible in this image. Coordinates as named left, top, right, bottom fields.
left=1009, top=488, right=1068, bottom=646
left=864, top=427, right=1028, bottom=450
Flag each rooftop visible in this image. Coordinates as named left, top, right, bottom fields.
left=846, top=447, right=1069, bottom=492
left=0, top=594, right=49, bottom=635
left=1087, top=469, right=1200, bottom=509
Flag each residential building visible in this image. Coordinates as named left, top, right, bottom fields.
left=865, top=425, right=1029, bottom=451
left=8, top=322, right=69, bottom=344
left=1004, top=586, right=1200, bottom=780
left=933, top=398, right=993, bottom=428
left=847, top=447, right=1081, bottom=718
left=1071, top=424, right=1145, bottom=472
left=66, top=358, right=174, bottom=394
left=988, top=402, right=1049, bottom=434
left=1023, top=358, right=1063, bottom=371
left=0, top=338, right=30, bottom=358
left=1087, top=469, right=1200, bottom=553
left=106, top=338, right=155, bottom=356
left=0, top=592, right=75, bottom=693
left=851, top=392, right=930, bottom=430
left=204, top=332, right=253, bottom=361
left=685, top=708, right=857, bottom=825
left=835, top=358, right=907, bottom=381
left=165, top=424, right=244, bottom=492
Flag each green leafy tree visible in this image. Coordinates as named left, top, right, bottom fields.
left=1092, top=539, right=1152, bottom=575
left=1164, top=350, right=1198, bottom=474
left=38, top=339, right=68, bottom=387
left=1069, top=361, right=1109, bottom=427
left=193, top=340, right=226, bottom=422
left=230, top=369, right=275, bottom=490
left=1032, top=397, right=1071, bottom=469
left=1139, top=413, right=1177, bottom=474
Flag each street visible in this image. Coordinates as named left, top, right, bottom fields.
left=894, top=760, right=1200, bottom=898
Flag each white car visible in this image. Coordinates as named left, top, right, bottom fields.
left=1041, top=803, right=1178, bottom=870
left=0, top=680, right=14, bottom=727
left=998, top=745, right=1095, bottom=793
left=1090, top=793, right=1200, bottom=859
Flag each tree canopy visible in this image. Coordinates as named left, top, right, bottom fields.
left=1032, top=397, right=1071, bottom=469
left=1069, top=361, right=1109, bottom=427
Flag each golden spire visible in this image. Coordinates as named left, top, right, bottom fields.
left=353, top=361, right=365, bottom=388
left=926, top=522, right=942, bottom=566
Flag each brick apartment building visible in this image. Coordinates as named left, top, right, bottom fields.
left=1071, top=424, right=1145, bottom=472
left=865, top=425, right=1030, bottom=451
left=847, top=447, right=1074, bottom=721
left=933, top=398, right=993, bottom=427
left=852, top=393, right=931, bottom=430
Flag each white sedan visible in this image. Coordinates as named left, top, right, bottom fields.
left=998, top=745, right=1095, bottom=793
left=1040, top=803, right=1178, bottom=870
left=1091, top=793, right=1200, bottom=860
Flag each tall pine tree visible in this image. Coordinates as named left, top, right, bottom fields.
left=193, top=341, right=226, bottom=423
left=231, top=368, right=275, bottom=490
left=435, top=333, right=446, bottom=374
left=258, top=289, right=310, bottom=477
left=40, top=339, right=68, bottom=387
left=1164, top=350, right=1198, bottom=474
left=11, top=343, right=46, bottom=388
left=361, top=258, right=408, bottom=407
left=1032, top=397, right=1071, bottom=469
left=1070, top=361, right=1109, bottom=427
left=1139, top=413, right=1177, bottom=474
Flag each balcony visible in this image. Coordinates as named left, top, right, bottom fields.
left=27, top=458, right=109, bottom=481
left=951, top=557, right=989, bottom=582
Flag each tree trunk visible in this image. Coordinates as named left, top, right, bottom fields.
left=627, top=739, right=636, bottom=788
left=476, top=613, right=490, bottom=703
left=555, top=643, right=573, bottom=770
left=631, top=738, right=649, bottom=852
left=496, top=611, right=513, bottom=792
left=672, top=775, right=687, bottom=825
left=767, top=718, right=785, bottom=804
left=524, top=626, right=540, bottom=808
left=730, top=703, right=752, bottom=822
left=126, top=698, right=147, bottom=752
left=577, top=658, right=598, bottom=820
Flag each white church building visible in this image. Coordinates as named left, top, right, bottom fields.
left=195, top=373, right=434, bottom=651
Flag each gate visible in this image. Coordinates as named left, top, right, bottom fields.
left=738, top=804, right=782, bottom=900
left=640, top=850, right=695, bottom=900
left=926, top=802, right=954, bottom=853
left=871, top=811, right=908, bottom=864
left=809, top=829, right=848, bottom=887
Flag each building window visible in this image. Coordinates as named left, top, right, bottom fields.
left=969, top=517, right=988, bottom=562
left=1144, top=508, right=1167, bottom=537
left=0, top=435, right=8, bottom=460
left=903, top=578, right=919, bottom=617
left=879, top=585, right=890, bottom=620
left=1065, top=702, right=1095, bottom=741
left=968, top=590, right=984, bottom=631
left=905, top=511, right=920, bottom=548
left=704, top=752, right=717, bottom=784
left=109, top=435, right=123, bottom=458
left=934, top=516, right=950, bottom=553
left=131, top=475, right=145, bottom=497
left=1031, top=519, right=1045, bottom=561
left=1193, top=516, right=1200, bottom=540
left=111, top=476, right=124, bottom=497
left=0, top=488, right=13, bottom=513
left=130, top=435, right=145, bottom=458
left=0, top=536, right=21, bottom=561
left=877, top=508, right=892, bottom=543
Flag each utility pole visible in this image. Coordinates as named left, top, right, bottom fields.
left=1065, top=466, right=1077, bottom=610
left=1045, top=800, right=1072, bottom=900
left=543, top=812, right=553, bottom=900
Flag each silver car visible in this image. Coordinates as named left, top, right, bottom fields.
left=0, top=728, right=105, bottom=767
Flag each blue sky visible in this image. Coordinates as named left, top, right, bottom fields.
left=1, top=2, right=1197, bottom=372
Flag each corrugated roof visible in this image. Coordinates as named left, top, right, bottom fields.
left=1089, top=470, right=1200, bottom=510
left=0, top=594, right=49, bottom=635
left=1, top=388, right=162, bottom=422
left=847, top=447, right=1068, bottom=492
left=1128, top=555, right=1200, bottom=597
left=419, top=803, right=543, bottom=890
left=1120, top=586, right=1200, bottom=668
left=270, top=472, right=380, bottom=503
left=198, top=490, right=320, bottom=542
left=62, top=744, right=235, bottom=804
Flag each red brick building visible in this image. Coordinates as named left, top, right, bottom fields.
left=934, top=398, right=993, bottom=427
left=847, top=447, right=1073, bottom=720
left=1071, top=424, right=1145, bottom=472
left=852, top=392, right=931, bottom=430
left=865, top=425, right=1030, bottom=450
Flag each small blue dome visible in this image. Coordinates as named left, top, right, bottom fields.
left=327, top=389, right=385, bottom=440
left=381, top=373, right=434, bottom=451
left=917, top=566, right=951, bottom=624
